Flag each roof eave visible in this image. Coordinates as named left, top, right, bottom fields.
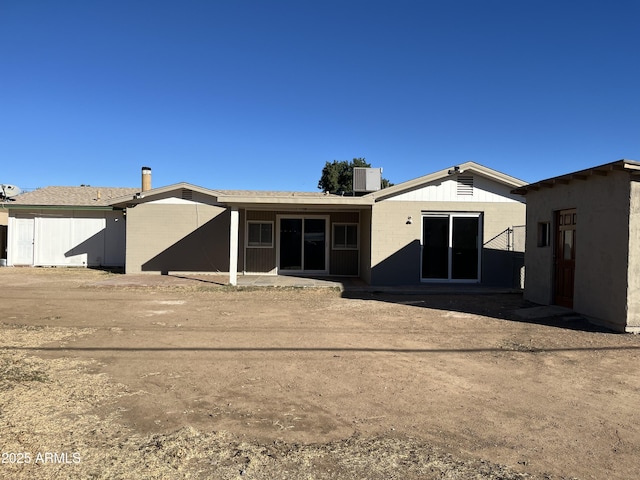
left=5, top=204, right=117, bottom=211
left=109, top=182, right=223, bottom=206
left=512, top=159, right=640, bottom=195
left=217, top=195, right=374, bottom=207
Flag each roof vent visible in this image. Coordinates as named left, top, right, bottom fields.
left=457, top=176, right=474, bottom=196
left=353, top=167, right=382, bottom=192
left=181, top=189, right=193, bottom=200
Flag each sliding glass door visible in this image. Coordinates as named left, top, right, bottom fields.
left=278, top=216, right=328, bottom=274
left=421, top=214, right=481, bottom=282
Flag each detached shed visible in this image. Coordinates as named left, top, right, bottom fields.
left=513, top=159, right=640, bottom=333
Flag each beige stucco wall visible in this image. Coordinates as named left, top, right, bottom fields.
left=369, top=200, right=525, bottom=285
left=125, top=202, right=230, bottom=274
left=524, top=171, right=631, bottom=331
left=626, top=179, right=640, bottom=332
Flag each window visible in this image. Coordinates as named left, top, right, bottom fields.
left=332, top=223, right=358, bottom=249
left=537, top=222, right=551, bottom=247
left=247, top=221, right=273, bottom=248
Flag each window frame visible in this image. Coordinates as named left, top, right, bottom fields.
left=332, top=223, right=359, bottom=250
left=246, top=221, right=274, bottom=248
left=537, top=222, right=551, bottom=247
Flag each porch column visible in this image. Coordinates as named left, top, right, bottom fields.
left=229, top=207, right=239, bottom=286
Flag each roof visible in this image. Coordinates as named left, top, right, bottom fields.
left=367, top=161, right=527, bottom=201
left=216, top=189, right=336, bottom=198
left=215, top=189, right=372, bottom=206
left=3, top=186, right=138, bottom=207
left=111, top=162, right=525, bottom=208
left=109, top=182, right=374, bottom=208
left=512, top=159, right=640, bottom=195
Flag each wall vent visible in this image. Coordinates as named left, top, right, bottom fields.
left=353, top=167, right=382, bottom=192
left=181, top=189, right=193, bottom=200
left=457, top=176, right=474, bottom=196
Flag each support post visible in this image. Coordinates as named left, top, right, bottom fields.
left=229, top=207, right=239, bottom=286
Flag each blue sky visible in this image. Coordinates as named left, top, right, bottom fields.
left=1, top=1, right=638, bottom=192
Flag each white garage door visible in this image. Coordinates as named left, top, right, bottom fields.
left=34, top=217, right=106, bottom=266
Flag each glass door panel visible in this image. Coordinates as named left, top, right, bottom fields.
left=421, top=216, right=449, bottom=279
left=303, top=218, right=326, bottom=271
left=451, top=217, right=479, bottom=279
left=280, top=218, right=302, bottom=270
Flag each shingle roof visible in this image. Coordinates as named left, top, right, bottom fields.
left=5, top=186, right=138, bottom=207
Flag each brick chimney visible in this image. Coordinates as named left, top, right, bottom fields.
left=141, top=166, right=152, bottom=192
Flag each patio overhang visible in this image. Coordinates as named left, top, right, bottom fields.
left=216, top=194, right=374, bottom=210
left=223, top=196, right=373, bottom=286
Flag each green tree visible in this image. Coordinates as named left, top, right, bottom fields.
left=317, top=158, right=392, bottom=194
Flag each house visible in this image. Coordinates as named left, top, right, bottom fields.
left=5, top=185, right=137, bottom=267
left=512, top=159, right=640, bottom=333
left=110, top=162, right=526, bottom=287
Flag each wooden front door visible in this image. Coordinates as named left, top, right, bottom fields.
left=554, top=209, right=576, bottom=308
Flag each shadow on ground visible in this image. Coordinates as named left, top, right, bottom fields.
left=342, top=291, right=618, bottom=334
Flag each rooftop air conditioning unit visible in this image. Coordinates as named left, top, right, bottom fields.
left=353, top=167, right=382, bottom=193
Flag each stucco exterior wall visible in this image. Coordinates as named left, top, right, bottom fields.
left=125, top=202, right=230, bottom=274
left=626, top=179, right=640, bottom=332
left=523, top=171, right=631, bottom=330
left=369, top=200, right=525, bottom=285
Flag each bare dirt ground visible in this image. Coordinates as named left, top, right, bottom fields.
left=1, top=268, right=639, bottom=479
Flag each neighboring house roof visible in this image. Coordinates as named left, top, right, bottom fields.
left=367, top=161, right=527, bottom=201
left=4, top=186, right=138, bottom=208
left=512, top=159, right=640, bottom=195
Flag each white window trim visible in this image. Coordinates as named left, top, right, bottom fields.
left=332, top=223, right=359, bottom=250
left=246, top=220, right=274, bottom=249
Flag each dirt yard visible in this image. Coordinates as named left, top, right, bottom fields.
left=1, top=268, right=639, bottom=479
